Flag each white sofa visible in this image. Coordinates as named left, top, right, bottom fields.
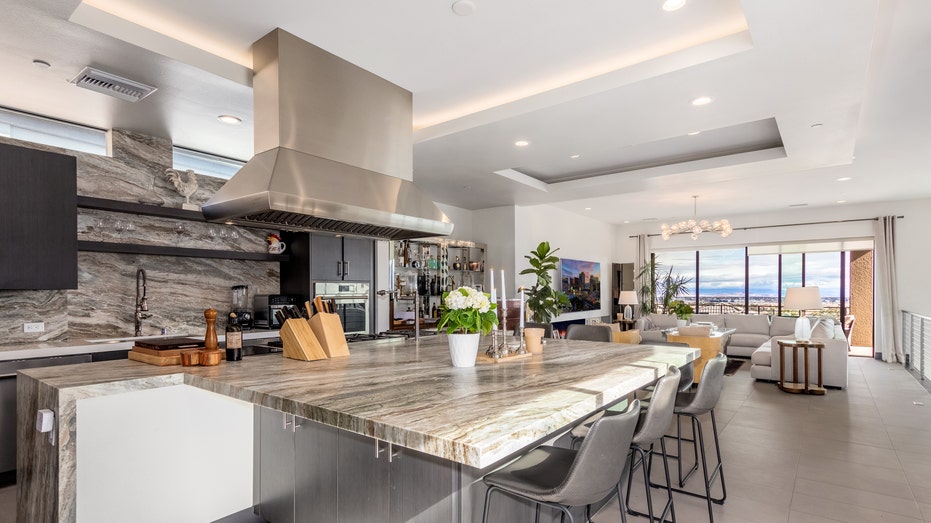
left=749, top=319, right=849, bottom=389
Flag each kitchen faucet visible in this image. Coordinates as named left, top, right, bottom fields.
left=134, top=268, right=151, bottom=337
left=377, top=287, right=420, bottom=342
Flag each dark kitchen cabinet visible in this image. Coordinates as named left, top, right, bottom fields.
left=255, top=406, right=456, bottom=522
left=0, top=142, right=77, bottom=289
left=311, top=233, right=373, bottom=281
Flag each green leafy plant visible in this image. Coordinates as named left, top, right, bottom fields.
left=636, top=259, right=692, bottom=316
left=519, top=241, right=570, bottom=323
left=667, top=300, right=693, bottom=320
left=437, top=286, right=498, bottom=335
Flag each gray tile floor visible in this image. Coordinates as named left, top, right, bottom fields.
left=0, top=357, right=928, bottom=522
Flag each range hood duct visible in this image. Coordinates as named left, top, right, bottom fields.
left=203, top=29, right=453, bottom=240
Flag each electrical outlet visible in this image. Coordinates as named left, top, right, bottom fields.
left=24, top=322, right=45, bottom=333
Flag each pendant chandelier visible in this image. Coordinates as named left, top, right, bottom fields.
left=661, top=195, right=733, bottom=240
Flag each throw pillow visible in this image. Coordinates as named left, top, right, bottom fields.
left=614, top=330, right=641, bottom=344
left=648, top=314, right=678, bottom=329
left=811, top=317, right=836, bottom=339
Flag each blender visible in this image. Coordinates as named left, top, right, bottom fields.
left=231, top=284, right=254, bottom=330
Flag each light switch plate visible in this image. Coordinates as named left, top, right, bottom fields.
left=24, top=322, right=45, bottom=333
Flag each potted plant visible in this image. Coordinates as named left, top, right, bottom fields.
left=667, top=300, right=693, bottom=326
left=519, top=242, right=570, bottom=324
left=636, top=259, right=692, bottom=317
left=437, top=286, right=498, bottom=367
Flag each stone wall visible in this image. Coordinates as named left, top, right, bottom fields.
left=0, top=130, right=279, bottom=345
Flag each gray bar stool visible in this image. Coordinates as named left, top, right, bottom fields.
left=565, top=323, right=613, bottom=342
left=651, top=352, right=728, bottom=523
left=624, top=365, right=680, bottom=523
left=481, top=400, right=641, bottom=523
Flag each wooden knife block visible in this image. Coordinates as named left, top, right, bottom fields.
left=279, top=319, right=328, bottom=361
left=309, top=312, right=350, bottom=358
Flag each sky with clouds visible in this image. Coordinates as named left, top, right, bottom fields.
left=655, top=249, right=846, bottom=298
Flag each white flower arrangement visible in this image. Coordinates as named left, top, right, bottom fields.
left=437, top=286, right=498, bottom=335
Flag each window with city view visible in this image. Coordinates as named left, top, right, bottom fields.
left=653, top=245, right=859, bottom=323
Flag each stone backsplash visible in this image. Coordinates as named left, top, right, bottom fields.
left=0, top=130, right=281, bottom=346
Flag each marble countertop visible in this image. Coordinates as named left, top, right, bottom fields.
left=20, top=336, right=698, bottom=469
left=0, top=330, right=281, bottom=361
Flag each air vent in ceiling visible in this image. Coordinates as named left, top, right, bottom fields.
left=69, top=67, right=157, bottom=102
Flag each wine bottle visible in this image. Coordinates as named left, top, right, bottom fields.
left=431, top=303, right=438, bottom=318
left=225, top=312, right=243, bottom=361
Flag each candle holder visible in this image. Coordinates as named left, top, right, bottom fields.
left=497, top=302, right=511, bottom=356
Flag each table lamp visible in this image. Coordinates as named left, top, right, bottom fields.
left=783, top=286, right=822, bottom=341
left=618, top=291, right=638, bottom=321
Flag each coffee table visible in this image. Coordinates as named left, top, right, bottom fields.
left=665, top=328, right=736, bottom=383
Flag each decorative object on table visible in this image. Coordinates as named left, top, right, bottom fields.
left=204, top=308, right=219, bottom=350
left=199, top=349, right=222, bottom=366
left=520, top=242, right=569, bottom=323
left=265, top=233, right=286, bottom=254
left=636, top=258, right=692, bottom=316
left=560, top=258, right=601, bottom=312
left=437, top=286, right=497, bottom=367
left=618, top=290, right=638, bottom=321
left=783, top=286, right=822, bottom=341
left=668, top=299, right=693, bottom=326
left=660, top=195, right=732, bottom=240
left=164, top=168, right=200, bottom=211
left=225, top=312, right=243, bottom=361
left=524, top=327, right=545, bottom=354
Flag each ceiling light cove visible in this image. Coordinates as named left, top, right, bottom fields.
left=514, top=140, right=530, bottom=147
left=690, top=96, right=714, bottom=106
left=217, top=115, right=242, bottom=125
left=662, top=0, right=687, bottom=12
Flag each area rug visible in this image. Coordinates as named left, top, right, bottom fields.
left=723, top=358, right=747, bottom=376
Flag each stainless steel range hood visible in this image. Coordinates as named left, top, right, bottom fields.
left=202, top=29, right=453, bottom=240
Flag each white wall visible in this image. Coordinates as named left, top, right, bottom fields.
left=614, top=197, right=931, bottom=317
left=436, top=202, right=474, bottom=241
left=515, top=205, right=617, bottom=323
left=472, top=206, right=517, bottom=294
left=77, top=385, right=253, bottom=523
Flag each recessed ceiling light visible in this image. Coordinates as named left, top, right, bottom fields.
left=451, top=0, right=475, bottom=16
left=623, top=220, right=630, bottom=224
left=217, top=115, right=242, bottom=125
left=32, top=59, right=51, bottom=69
left=788, top=203, right=808, bottom=208
left=690, top=96, right=714, bottom=106
left=584, top=207, right=592, bottom=211
left=570, top=154, right=581, bottom=159
left=514, top=140, right=530, bottom=147
left=687, top=131, right=701, bottom=136
left=836, top=177, right=852, bottom=182
left=662, top=0, right=687, bottom=11
left=810, top=123, right=823, bottom=128
left=836, top=200, right=847, bottom=204
left=643, top=218, right=658, bottom=222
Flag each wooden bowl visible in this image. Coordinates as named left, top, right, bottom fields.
left=199, top=349, right=222, bottom=366
left=180, top=350, right=200, bottom=366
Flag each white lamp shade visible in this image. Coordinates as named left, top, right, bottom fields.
left=618, top=291, right=638, bottom=305
left=783, top=287, right=822, bottom=311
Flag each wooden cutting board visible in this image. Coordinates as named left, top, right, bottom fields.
left=133, top=337, right=204, bottom=350
left=131, top=345, right=204, bottom=357
left=128, top=350, right=182, bottom=366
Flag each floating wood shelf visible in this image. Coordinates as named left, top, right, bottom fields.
left=77, top=241, right=288, bottom=262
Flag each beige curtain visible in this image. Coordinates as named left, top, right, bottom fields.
left=874, top=216, right=903, bottom=363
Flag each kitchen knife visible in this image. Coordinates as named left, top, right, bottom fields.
left=275, top=309, right=286, bottom=325
left=313, top=296, right=324, bottom=315
left=304, top=301, right=313, bottom=318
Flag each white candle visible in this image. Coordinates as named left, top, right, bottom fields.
left=519, top=287, right=525, bottom=330
left=500, top=269, right=506, bottom=305
left=489, top=267, right=496, bottom=304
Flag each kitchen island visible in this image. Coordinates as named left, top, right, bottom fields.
left=17, top=335, right=698, bottom=522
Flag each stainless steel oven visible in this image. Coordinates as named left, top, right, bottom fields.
left=313, top=281, right=370, bottom=335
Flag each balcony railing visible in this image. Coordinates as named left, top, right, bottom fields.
left=903, top=310, right=931, bottom=384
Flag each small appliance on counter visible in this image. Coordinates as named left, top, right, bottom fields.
left=231, top=285, right=254, bottom=330
left=254, top=294, right=302, bottom=329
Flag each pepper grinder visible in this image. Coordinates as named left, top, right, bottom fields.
left=204, top=308, right=218, bottom=350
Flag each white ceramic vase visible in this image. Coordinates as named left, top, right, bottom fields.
left=448, top=333, right=481, bottom=367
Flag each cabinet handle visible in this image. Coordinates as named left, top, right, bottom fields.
left=337, top=261, right=342, bottom=276
left=282, top=413, right=291, bottom=431
left=343, top=261, right=349, bottom=277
